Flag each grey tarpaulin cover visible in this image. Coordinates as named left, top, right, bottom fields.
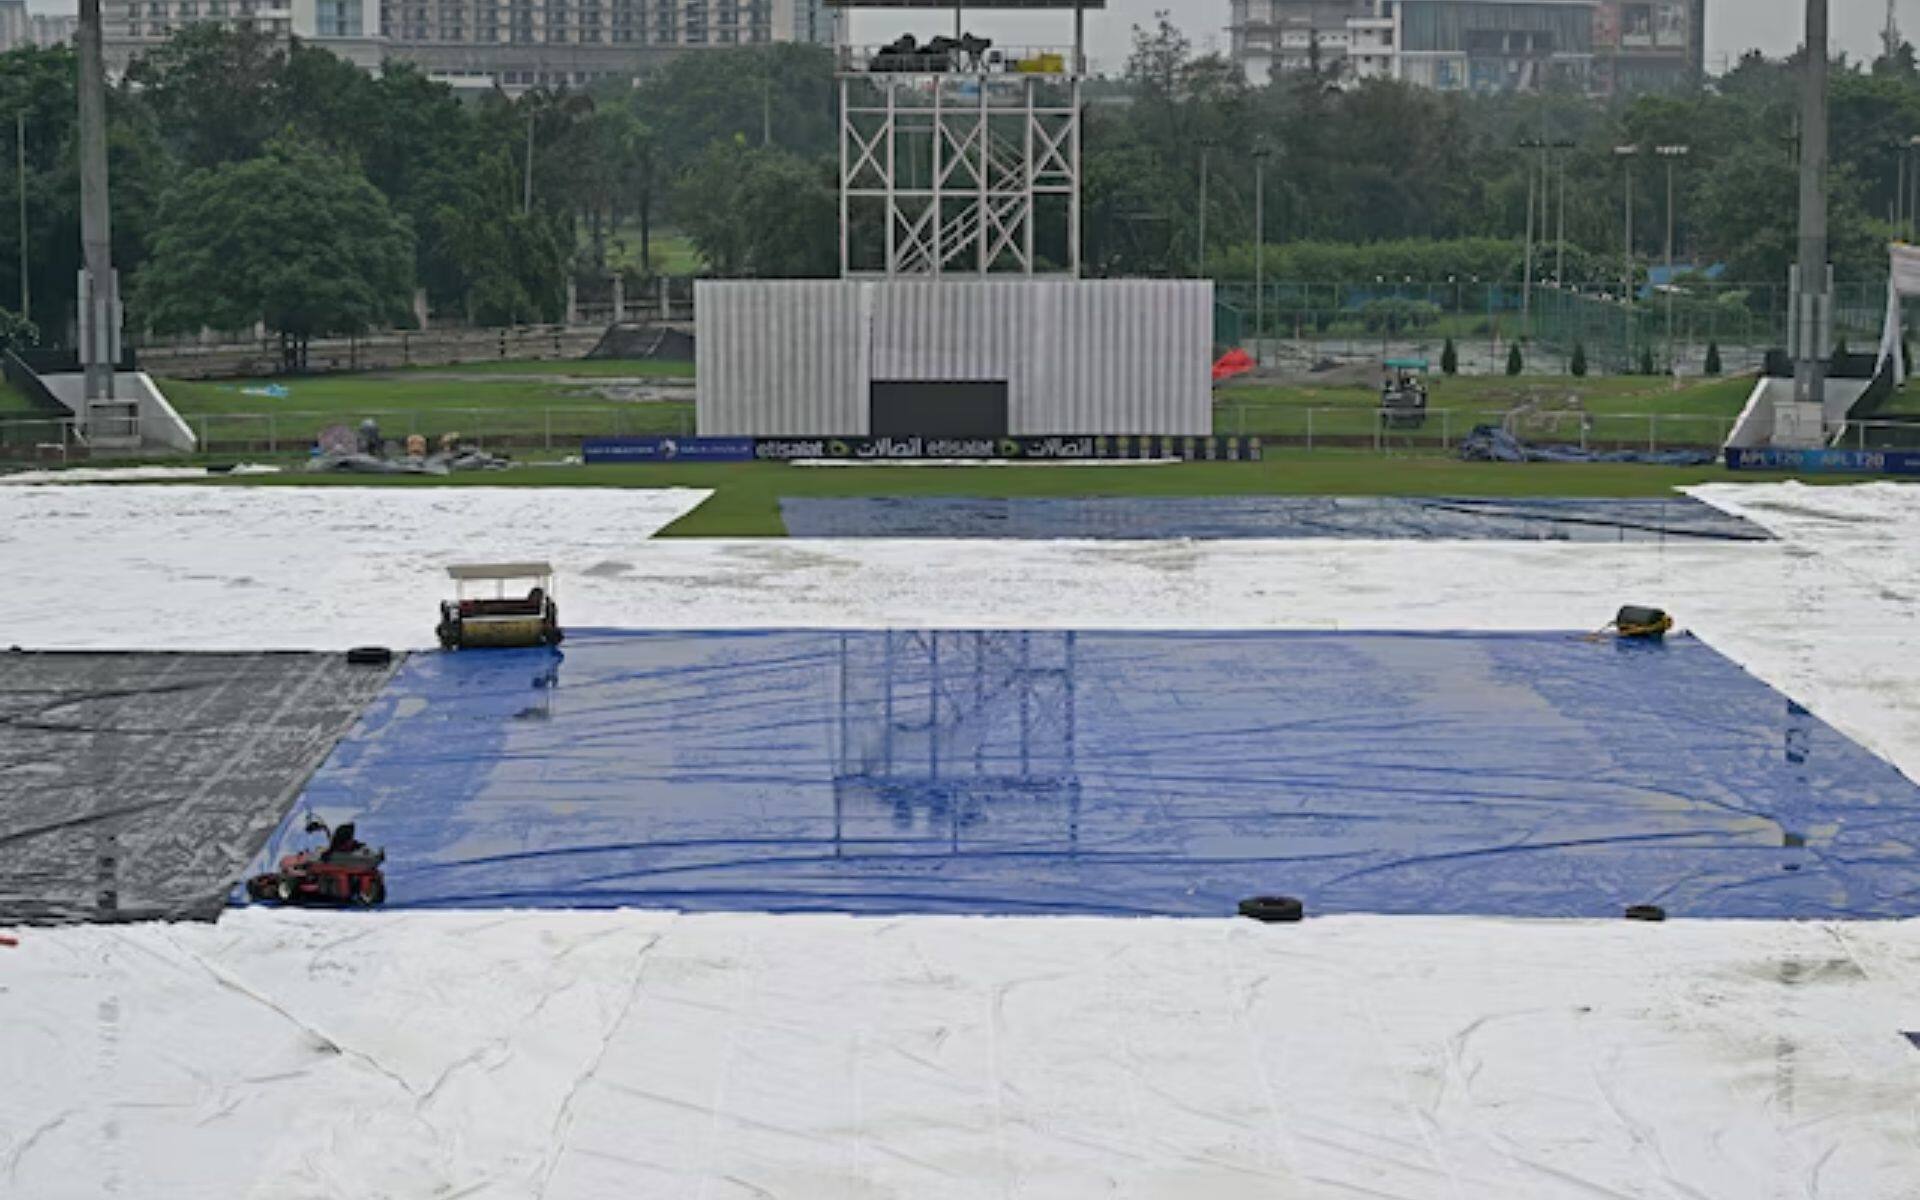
left=778, top=495, right=1768, bottom=542
left=0, top=652, right=395, bottom=923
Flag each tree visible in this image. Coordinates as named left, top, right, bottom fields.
left=1639, top=345, right=1656, bottom=376
left=676, top=140, right=835, bottom=277
left=1506, top=342, right=1523, bottom=375
left=123, top=24, right=286, bottom=169
left=136, top=139, right=414, bottom=371
left=1704, top=341, right=1722, bottom=375
left=1441, top=336, right=1458, bottom=375
left=0, top=306, right=37, bottom=351
left=1570, top=342, right=1588, bottom=377
left=427, top=147, right=569, bottom=326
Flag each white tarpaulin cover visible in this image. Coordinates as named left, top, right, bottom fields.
left=3, top=910, right=1916, bottom=1199
left=5, top=482, right=1920, bottom=1197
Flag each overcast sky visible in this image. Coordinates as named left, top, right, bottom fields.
left=20, top=0, right=1918, bottom=75
left=850, top=0, right=1919, bottom=76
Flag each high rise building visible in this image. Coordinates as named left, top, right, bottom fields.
left=1228, top=0, right=1704, bottom=96
left=0, top=0, right=80, bottom=49
left=104, top=0, right=831, bottom=88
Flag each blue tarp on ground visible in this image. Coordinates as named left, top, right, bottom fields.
left=1456, top=423, right=1720, bottom=466
left=778, top=496, right=1769, bottom=542
left=251, top=630, right=1920, bottom=919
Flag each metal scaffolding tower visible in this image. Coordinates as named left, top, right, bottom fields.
left=829, top=0, right=1093, bottom=277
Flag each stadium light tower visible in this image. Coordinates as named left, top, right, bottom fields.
left=830, top=0, right=1098, bottom=277
left=1615, top=144, right=1640, bottom=363
left=1657, top=144, right=1690, bottom=369
left=76, top=0, right=118, bottom=407
left=1781, top=0, right=1832, bottom=446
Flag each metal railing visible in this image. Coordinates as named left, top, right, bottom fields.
left=1834, top=418, right=1920, bottom=451
left=131, top=324, right=612, bottom=381
left=1214, top=405, right=1737, bottom=455
left=3, top=403, right=1757, bottom=464
left=1215, top=279, right=1898, bottom=377
left=102, top=405, right=691, bottom=458
left=0, top=415, right=77, bottom=462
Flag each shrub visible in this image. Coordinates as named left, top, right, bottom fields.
left=1506, top=342, right=1524, bottom=376
left=1570, top=342, right=1588, bottom=377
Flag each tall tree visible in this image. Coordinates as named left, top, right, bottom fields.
left=123, top=24, right=284, bottom=169
left=137, top=139, right=414, bottom=370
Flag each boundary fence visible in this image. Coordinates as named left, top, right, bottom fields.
left=130, top=325, right=613, bottom=381
left=1, top=404, right=1755, bottom=462
left=1215, top=280, right=1899, bottom=376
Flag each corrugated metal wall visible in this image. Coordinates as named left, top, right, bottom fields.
left=698, top=280, right=1213, bottom=437
left=696, top=281, right=868, bottom=437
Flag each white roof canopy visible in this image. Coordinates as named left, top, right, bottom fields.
left=446, top=562, right=554, bottom=581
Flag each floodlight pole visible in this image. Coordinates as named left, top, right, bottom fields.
left=1616, top=144, right=1639, bottom=363
left=1554, top=147, right=1566, bottom=287
left=1659, top=144, right=1690, bottom=369
left=1519, top=138, right=1541, bottom=335
left=1254, top=144, right=1268, bottom=365
left=15, top=110, right=26, bottom=322
left=1197, top=142, right=1212, bottom=279
left=76, top=0, right=114, bottom=401
left=523, top=110, right=535, bottom=217
left=1793, top=0, right=1829, bottom=410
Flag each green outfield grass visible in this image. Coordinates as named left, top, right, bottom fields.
left=150, top=364, right=1753, bottom=452
left=202, top=449, right=1779, bottom=537
left=0, top=379, right=41, bottom=416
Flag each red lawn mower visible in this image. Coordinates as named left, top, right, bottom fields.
left=246, top=815, right=387, bottom=907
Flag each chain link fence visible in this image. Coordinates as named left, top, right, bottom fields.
left=1215, top=405, right=1737, bottom=454
left=0, top=405, right=697, bottom=462
left=3, top=405, right=1741, bottom=463
left=1215, top=280, right=1896, bottom=376
left=12, top=401, right=1920, bottom=465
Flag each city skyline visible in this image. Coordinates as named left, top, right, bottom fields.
left=844, top=0, right=1917, bottom=76
left=16, top=0, right=1919, bottom=78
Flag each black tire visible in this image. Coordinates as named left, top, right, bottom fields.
left=1624, top=904, right=1667, bottom=922
left=354, top=877, right=386, bottom=907
left=275, top=877, right=294, bottom=903
left=1238, top=895, right=1304, bottom=923
left=347, top=646, right=393, bottom=667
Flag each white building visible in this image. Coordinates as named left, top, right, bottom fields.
left=105, top=0, right=831, bottom=87
left=0, top=0, right=79, bottom=48
left=1229, top=0, right=1703, bottom=96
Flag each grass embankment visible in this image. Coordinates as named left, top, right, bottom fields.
left=157, top=359, right=695, bottom=447
left=210, top=450, right=1776, bottom=538
left=0, top=379, right=41, bottom=416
